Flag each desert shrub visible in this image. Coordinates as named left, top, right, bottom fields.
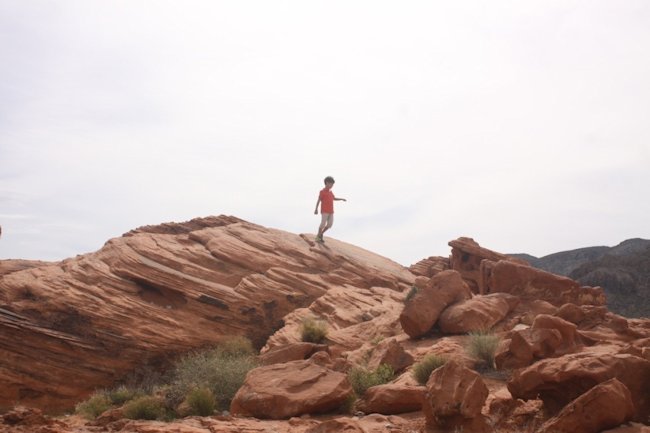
left=348, top=363, right=394, bottom=396
left=412, top=354, right=447, bottom=385
left=186, top=387, right=216, bottom=416
left=467, top=330, right=501, bottom=369
left=404, top=286, right=419, bottom=303
left=217, top=335, right=256, bottom=358
left=75, top=392, right=112, bottom=419
left=106, top=385, right=142, bottom=405
left=123, top=396, right=166, bottom=420
left=167, top=344, right=259, bottom=411
left=300, top=317, right=328, bottom=343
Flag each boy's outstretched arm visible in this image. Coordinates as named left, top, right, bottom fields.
left=334, top=196, right=347, bottom=202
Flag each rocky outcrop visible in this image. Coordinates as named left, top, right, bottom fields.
left=448, top=237, right=525, bottom=292
left=399, top=270, right=471, bottom=338
left=0, top=216, right=413, bottom=411
left=496, top=314, right=581, bottom=369
left=0, top=260, right=54, bottom=277
left=437, top=292, right=519, bottom=334
left=512, top=238, right=650, bottom=318
left=408, top=256, right=449, bottom=277
left=481, top=259, right=606, bottom=305
left=508, top=350, right=650, bottom=421
left=539, top=378, right=635, bottom=433
left=356, top=384, right=425, bottom=415
left=2, top=227, right=650, bottom=433
left=423, top=360, right=489, bottom=432
left=258, top=342, right=329, bottom=365
left=365, top=338, right=414, bottom=373
left=230, top=358, right=352, bottom=419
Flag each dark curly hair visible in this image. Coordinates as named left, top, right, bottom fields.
left=324, top=176, right=335, bottom=184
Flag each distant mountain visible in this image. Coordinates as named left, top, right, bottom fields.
left=511, top=238, right=650, bottom=318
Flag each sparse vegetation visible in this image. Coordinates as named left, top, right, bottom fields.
left=412, top=354, right=447, bottom=385
left=74, top=336, right=258, bottom=420
left=347, top=363, right=394, bottom=396
left=75, top=392, right=112, bottom=419
left=186, top=387, right=216, bottom=416
left=123, top=396, right=167, bottom=420
left=467, top=330, right=501, bottom=369
left=404, top=286, right=419, bottom=303
left=105, top=385, right=142, bottom=405
left=168, top=337, right=259, bottom=410
left=300, top=317, right=328, bottom=343
left=218, top=335, right=256, bottom=357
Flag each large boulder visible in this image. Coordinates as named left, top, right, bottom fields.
left=508, top=351, right=650, bottom=421
left=496, top=314, right=581, bottom=369
left=496, top=328, right=563, bottom=369
left=365, top=339, right=414, bottom=373
left=480, top=259, right=606, bottom=306
left=230, top=358, right=353, bottom=419
left=356, top=384, right=425, bottom=415
left=399, top=270, right=472, bottom=338
left=539, top=378, right=634, bottom=433
left=423, top=360, right=489, bottom=432
left=438, top=293, right=519, bottom=334
left=531, top=314, right=579, bottom=351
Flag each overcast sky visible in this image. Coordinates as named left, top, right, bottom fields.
left=1, top=1, right=649, bottom=266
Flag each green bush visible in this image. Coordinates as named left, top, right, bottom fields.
left=217, top=335, right=256, bottom=358
left=186, top=387, right=216, bottom=416
left=300, top=317, right=328, bottom=343
left=168, top=343, right=259, bottom=411
left=412, top=354, right=447, bottom=385
left=348, top=363, right=394, bottom=396
left=123, top=396, right=166, bottom=420
left=75, top=392, right=112, bottom=419
left=467, top=330, right=501, bottom=369
left=106, top=385, right=141, bottom=405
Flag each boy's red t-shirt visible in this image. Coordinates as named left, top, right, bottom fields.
left=319, top=188, right=335, bottom=213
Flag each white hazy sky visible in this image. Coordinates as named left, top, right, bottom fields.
left=1, top=1, right=649, bottom=266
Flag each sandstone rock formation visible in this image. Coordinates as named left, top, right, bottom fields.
left=399, top=269, right=471, bottom=338
left=508, top=350, right=650, bottom=421
left=448, top=237, right=525, bottom=292
left=230, top=357, right=352, bottom=419
left=423, top=360, right=489, bottom=432
left=1, top=227, right=649, bottom=433
left=437, top=292, right=519, bottom=334
left=0, top=216, right=413, bottom=411
left=539, top=378, right=635, bottom=433
left=356, top=383, right=425, bottom=415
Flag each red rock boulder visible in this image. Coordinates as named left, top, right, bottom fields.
left=438, top=293, right=519, bottom=334
left=539, top=378, right=635, bottom=433
left=508, top=351, right=650, bottom=421
left=423, top=360, right=489, bottom=432
left=480, top=259, right=606, bottom=306
left=230, top=358, right=352, bottom=419
left=365, top=339, right=414, bottom=373
left=356, top=384, right=425, bottom=415
left=496, top=328, right=563, bottom=369
left=399, top=270, right=471, bottom=338
left=448, top=237, right=524, bottom=293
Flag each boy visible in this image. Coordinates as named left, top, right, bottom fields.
left=314, top=176, right=346, bottom=243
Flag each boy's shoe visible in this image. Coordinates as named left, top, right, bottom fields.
left=315, top=235, right=324, bottom=243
